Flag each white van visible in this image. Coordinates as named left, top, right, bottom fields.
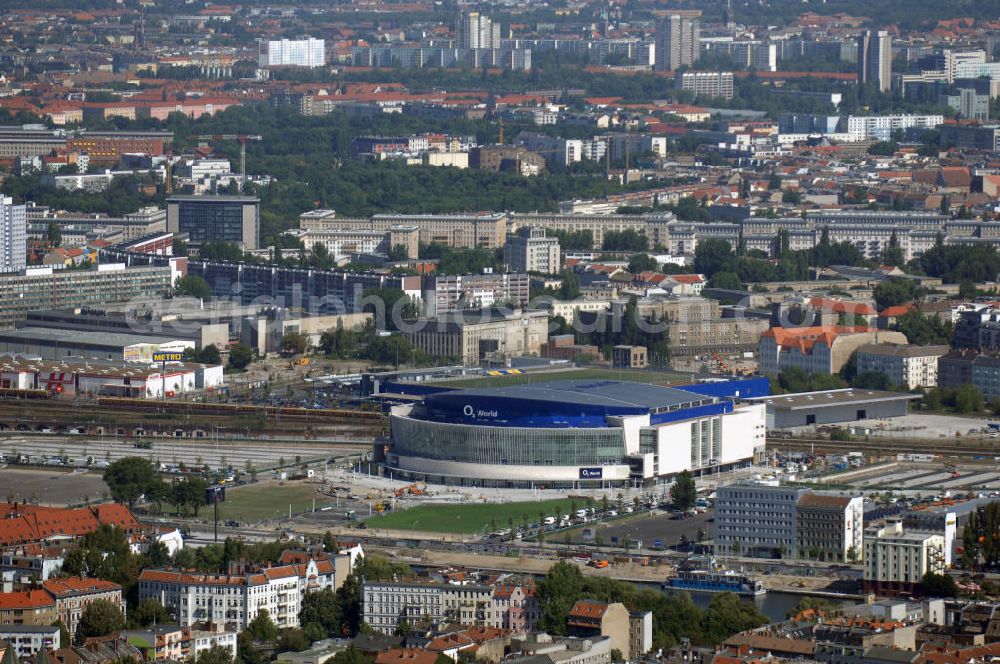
left=544, top=516, right=556, bottom=525
left=575, top=509, right=588, bottom=519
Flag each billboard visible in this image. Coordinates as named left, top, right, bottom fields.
left=205, top=485, right=226, bottom=504
left=579, top=467, right=603, bottom=480
left=153, top=352, right=184, bottom=363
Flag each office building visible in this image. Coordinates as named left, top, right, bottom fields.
left=940, top=88, right=990, bottom=120
left=855, top=343, right=949, bottom=389
left=259, top=38, right=326, bottom=68
left=715, top=484, right=863, bottom=560
left=655, top=14, right=701, bottom=72
left=166, top=195, right=260, bottom=250
left=863, top=520, right=946, bottom=595
left=858, top=30, right=892, bottom=92
left=676, top=71, right=734, bottom=100
left=940, top=123, right=1000, bottom=151
left=402, top=308, right=548, bottom=365
left=714, top=484, right=808, bottom=557
left=504, top=227, right=560, bottom=275
left=0, top=196, right=26, bottom=273
left=383, top=378, right=766, bottom=488
left=457, top=11, right=500, bottom=50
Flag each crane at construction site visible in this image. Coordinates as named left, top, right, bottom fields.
left=195, top=134, right=263, bottom=189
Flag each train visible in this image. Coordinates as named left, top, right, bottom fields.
left=96, top=397, right=384, bottom=421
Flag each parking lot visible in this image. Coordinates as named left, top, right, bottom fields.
left=819, top=460, right=1000, bottom=493
left=562, top=509, right=715, bottom=550
left=0, top=435, right=360, bottom=473
left=0, top=467, right=109, bottom=506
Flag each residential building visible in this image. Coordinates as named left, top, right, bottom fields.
left=858, top=30, right=892, bottom=92
left=845, top=114, right=943, bottom=141
left=795, top=494, right=864, bottom=563
left=939, top=124, right=1000, bottom=151
left=0, top=197, right=26, bottom=273
left=490, top=585, right=539, bottom=633
left=0, top=590, right=58, bottom=626
left=138, top=555, right=342, bottom=631
left=509, top=634, right=611, bottom=664
left=504, top=227, right=560, bottom=275
left=0, top=502, right=141, bottom=549
left=612, top=345, right=648, bottom=369
left=855, top=344, right=949, bottom=389
left=955, top=307, right=1000, bottom=351
left=287, top=226, right=419, bottom=262
left=940, top=88, right=990, bottom=121
left=457, top=11, right=500, bottom=50
left=423, top=274, right=530, bottom=316
left=124, top=626, right=237, bottom=662
left=863, top=520, right=946, bottom=595
left=0, top=625, right=59, bottom=658
left=628, top=611, right=653, bottom=659
left=361, top=581, right=493, bottom=634
left=470, top=146, right=545, bottom=177
left=566, top=601, right=632, bottom=660
left=402, top=309, right=549, bottom=365
left=166, top=196, right=260, bottom=250
left=714, top=484, right=809, bottom=557
left=758, top=327, right=908, bottom=376
left=259, top=38, right=326, bottom=68
left=43, top=577, right=124, bottom=639
left=677, top=71, right=735, bottom=100
left=655, top=14, right=701, bottom=72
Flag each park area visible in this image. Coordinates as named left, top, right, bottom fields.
left=368, top=498, right=594, bottom=534
left=434, top=367, right=687, bottom=389
left=219, top=481, right=333, bottom=524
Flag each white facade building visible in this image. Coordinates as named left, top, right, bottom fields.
left=0, top=195, right=27, bottom=273
left=863, top=521, right=946, bottom=594
left=855, top=343, right=949, bottom=389
left=845, top=114, right=944, bottom=141
left=259, top=38, right=326, bottom=68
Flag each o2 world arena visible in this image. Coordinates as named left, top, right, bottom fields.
left=381, top=378, right=769, bottom=488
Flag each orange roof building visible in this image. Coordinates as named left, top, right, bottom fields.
left=758, top=326, right=908, bottom=375
left=0, top=503, right=140, bottom=548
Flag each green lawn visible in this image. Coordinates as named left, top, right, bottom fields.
left=433, top=368, right=688, bottom=389
left=221, top=482, right=334, bottom=523
left=370, top=498, right=595, bottom=534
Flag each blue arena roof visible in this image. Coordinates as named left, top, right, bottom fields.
left=449, top=380, right=711, bottom=411
left=418, top=380, right=727, bottom=428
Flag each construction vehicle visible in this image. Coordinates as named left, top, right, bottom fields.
left=195, top=134, right=263, bottom=187
left=394, top=482, right=427, bottom=498
left=291, top=357, right=310, bottom=367
left=588, top=559, right=609, bottom=569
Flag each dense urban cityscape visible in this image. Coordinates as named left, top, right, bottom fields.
left=5, top=3, right=1000, bottom=664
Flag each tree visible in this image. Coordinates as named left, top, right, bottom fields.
left=707, top=271, right=742, bottom=290
left=700, top=592, right=768, bottom=644
left=954, top=384, right=984, bottom=413
left=670, top=471, right=697, bottom=511
left=299, top=588, right=341, bottom=636
left=693, top=239, right=733, bottom=277
left=228, top=343, right=254, bottom=370
left=103, top=457, right=160, bottom=508
left=921, top=571, right=958, bottom=597
left=173, top=275, right=213, bottom=301
left=77, top=599, right=125, bottom=642
left=246, top=609, right=280, bottom=642
left=47, top=221, right=62, bottom=247
left=329, top=648, right=373, bottom=664
left=537, top=560, right=584, bottom=635
left=627, top=253, right=658, bottom=274
left=195, top=645, right=234, bottom=664
left=277, top=628, right=311, bottom=653
left=131, top=598, right=170, bottom=628
left=281, top=332, right=310, bottom=356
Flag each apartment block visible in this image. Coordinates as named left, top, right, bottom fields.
left=0, top=196, right=26, bottom=273
left=423, top=273, right=530, bottom=316
left=504, top=227, right=560, bottom=275
left=0, top=625, right=59, bottom=658
left=43, top=577, right=124, bottom=639
left=863, top=521, right=946, bottom=595
left=758, top=327, right=908, bottom=376
left=0, top=590, right=57, bottom=626
left=855, top=343, right=949, bottom=389
left=259, top=38, right=325, bottom=68
left=676, top=71, right=735, bottom=100
left=655, top=14, right=701, bottom=72
left=138, top=555, right=343, bottom=631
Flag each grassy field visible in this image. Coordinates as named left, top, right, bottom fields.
left=433, top=367, right=688, bottom=389
left=221, top=481, right=333, bottom=523
left=369, top=498, right=595, bottom=534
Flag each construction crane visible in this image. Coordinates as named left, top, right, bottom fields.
left=195, top=134, right=263, bottom=189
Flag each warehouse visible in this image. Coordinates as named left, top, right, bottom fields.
left=380, top=378, right=766, bottom=488
left=749, top=388, right=919, bottom=429
left=0, top=327, right=192, bottom=363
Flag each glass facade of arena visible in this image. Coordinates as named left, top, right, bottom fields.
left=390, top=415, right=626, bottom=466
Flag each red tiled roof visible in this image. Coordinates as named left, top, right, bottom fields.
left=0, top=503, right=140, bottom=547
left=0, top=589, right=56, bottom=610
left=43, top=577, right=121, bottom=598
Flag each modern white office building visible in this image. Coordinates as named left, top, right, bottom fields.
left=863, top=521, right=946, bottom=595
left=259, top=38, right=326, bottom=68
